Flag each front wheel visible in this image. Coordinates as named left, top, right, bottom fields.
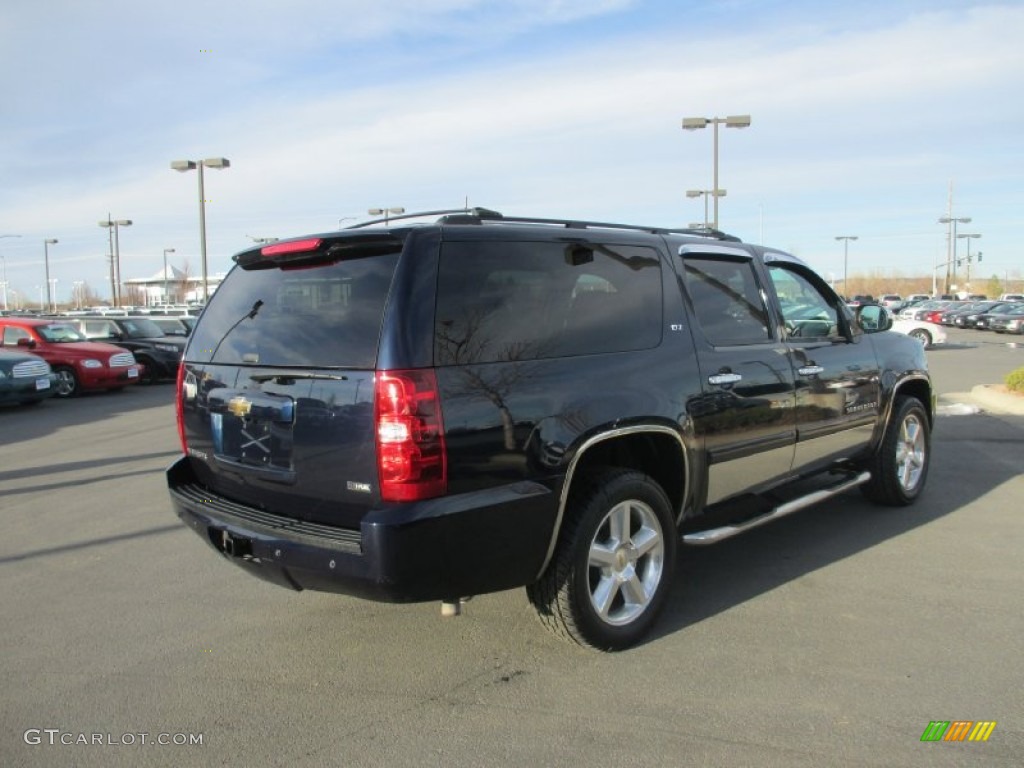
left=527, top=469, right=677, bottom=651
left=861, top=396, right=930, bottom=506
left=908, top=328, right=931, bottom=348
left=53, top=366, right=79, bottom=398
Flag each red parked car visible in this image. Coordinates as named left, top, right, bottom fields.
left=0, top=317, right=142, bottom=397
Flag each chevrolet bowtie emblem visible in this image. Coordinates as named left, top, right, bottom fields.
left=227, top=396, right=253, bottom=418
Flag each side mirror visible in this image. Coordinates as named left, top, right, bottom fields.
left=856, top=304, right=892, bottom=333
left=16, top=337, right=37, bottom=349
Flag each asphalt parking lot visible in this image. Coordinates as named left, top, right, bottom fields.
left=2, top=329, right=1022, bottom=767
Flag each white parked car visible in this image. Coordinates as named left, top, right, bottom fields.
left=880, top=294, right=903, bottom=308
left=891, top=318, right=947, bottom=349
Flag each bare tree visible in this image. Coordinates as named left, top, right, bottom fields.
left=436, top=307, right=549, bottom=451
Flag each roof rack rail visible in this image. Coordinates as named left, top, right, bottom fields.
left=347, top=207, right=741, bottom=241
left=346, top=207, right=499, bottom=229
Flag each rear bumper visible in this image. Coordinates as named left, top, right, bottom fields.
left=166, top=456, right=557, bottom=602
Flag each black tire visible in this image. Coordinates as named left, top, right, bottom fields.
left=53, top=366, right=79, bottom=398
left=908, top=328, right=931, bottom=348
left=861, top=396, right=930, bottom=506
left=136, top=356, right=159, bottom=384
left=526, top=468, right=677, bottom=651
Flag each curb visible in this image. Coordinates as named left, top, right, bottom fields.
left=940, top=386, right=1024, bottom=416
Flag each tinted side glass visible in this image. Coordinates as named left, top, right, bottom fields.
left=683, top=255, right=771, bottom=346
left=188, top=253, right=400, bottom=368
left=434, top=241, right=663, bottom=365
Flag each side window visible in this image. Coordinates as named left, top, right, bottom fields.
left=768, top=265, right=841, bottom=340
left=3, top=326, right=29, bottom=345
left=682, top=255, right=771, bottom=346
left=84, top=321, right=113, bottom=338
left=435, top=241, right=663, bottom=365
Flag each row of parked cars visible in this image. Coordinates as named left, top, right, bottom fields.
left=898, top=299, right=1024, bottom=333
left=0, top=312, right=195, bottom=407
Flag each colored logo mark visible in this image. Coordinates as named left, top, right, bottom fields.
left=920, top=721, right=996, bottom=742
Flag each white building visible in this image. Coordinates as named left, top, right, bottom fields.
left=125, top=266, right=226, bottom=306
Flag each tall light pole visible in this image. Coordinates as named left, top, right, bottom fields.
left=368, top=207, right=405, bottom=224
left=938, top=215, right=970, bottom=295
left=99, top=216, right=132, bottom=307
left=171, top=157, right=231, bottom=303
left=73, top=280, right=84, bottom=310
left=681, top=114, right=751, bottom=229
left=162, top=248, right=176, bottom=305
left=957, top=233, right=981, bottom=294
left=686, top=189, right=726, bottom=229
left=0, top=233, right=21, bottom=311
left=43, top=238, right=58, bottom=313
left=835, top=236, right=858, bottom=297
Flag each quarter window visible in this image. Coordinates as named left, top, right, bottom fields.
left=435, top=241, right=663, bottom=365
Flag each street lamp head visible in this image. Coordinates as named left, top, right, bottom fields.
left=368, top=207, right=405, bottom=216
left=956, top=233, right=981, bottom=239
left=171, top=160, right=198, bottom=172
left=202, top=157, right=230, bottom=169
left=938, top=215, right=971, bottom=225
left=725, top=114, right=752, bottom=128
left=681, top=117, right=709, bottom=130
left=686, top=190, right=703, bottom=198
left=835, top=235, right=858, bottom=242
left=117, top=220, right=132, bottom=227
left=45, top=238, right=58, bottom=244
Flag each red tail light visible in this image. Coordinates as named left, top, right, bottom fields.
left=375, top=369, right=447, bottom=502
left=175, top=362, right=188, bottom=455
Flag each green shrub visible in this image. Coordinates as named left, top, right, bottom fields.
left=1006, top=367, right=1024, bottom=394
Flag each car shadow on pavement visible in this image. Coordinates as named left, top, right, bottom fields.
left=646, top=412, right=1024, bottom=646
left=0, top=383, right=175, bottom=447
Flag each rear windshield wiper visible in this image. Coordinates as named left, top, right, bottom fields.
left=249, top=372, right=350, bottom=383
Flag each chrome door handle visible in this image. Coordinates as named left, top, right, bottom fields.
left=798, top=365, right=824, bottom=376
left=708, top=373, right=743, bottom=385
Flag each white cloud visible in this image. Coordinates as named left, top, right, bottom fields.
left=3, top=2, right=1023, bottom=299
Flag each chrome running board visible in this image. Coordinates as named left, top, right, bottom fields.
left=682, top=471, right=871, bottom=546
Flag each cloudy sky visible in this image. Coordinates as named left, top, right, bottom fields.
left=1, top=0, right=1022, bottom=305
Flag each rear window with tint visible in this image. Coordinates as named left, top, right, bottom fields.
left=434, top=240, right=663, bottom=365
left=188, top=253, right=400, bottom=368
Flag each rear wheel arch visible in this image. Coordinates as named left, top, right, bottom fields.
left=538, top=425, right=689, bottom=580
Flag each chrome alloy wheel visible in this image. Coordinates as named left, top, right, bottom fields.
left=895, top=412, right=926, bottom=493
left=586, top=499, right=665, bottom=626
left=54, top=369, right=77, bottom=397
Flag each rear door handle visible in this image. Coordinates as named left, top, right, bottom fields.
left=798, top=365, right=824, bottom=376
